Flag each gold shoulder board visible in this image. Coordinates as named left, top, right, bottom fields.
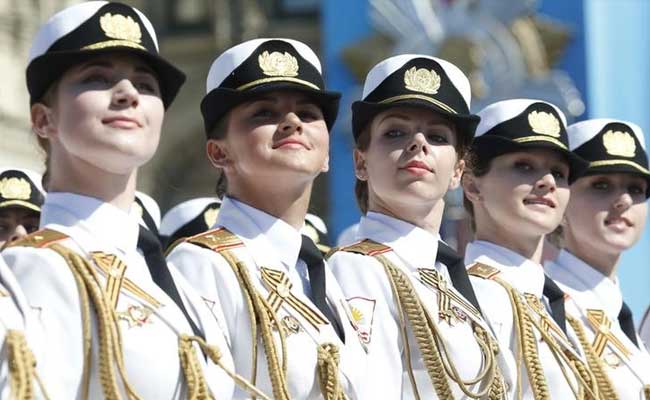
left=3, top=228, right=68, bottom=250
left=186, top=228, right=244, bottom=253
left=337, top=239, right=392, bottom=257
left=467, top=262, right=500, bottom=280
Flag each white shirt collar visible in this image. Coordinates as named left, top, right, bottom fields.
left=547, top=249, right=622, bottom=320
left=356, top=211, right=440, bottom=270
left=464, top=240, right=545, bottom=297
left=215, top=197, right=302, bottom=270
left=40, top=192, right=139, bottom=254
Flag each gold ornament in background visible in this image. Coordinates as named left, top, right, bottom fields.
left=203, top=207, right=219, bottom=229
left=0, top=177, right=32, bottom=200
left=258, top=51, right=299, bottom=77
left=100, top=13, right=142, bottom=43
left=528, top=110, right=561, bottom=137
left=403, top=67, right=441, bottom=94
left=603, top=130, right=636, bottom=158
left=132, top=202, right=143, bottom=218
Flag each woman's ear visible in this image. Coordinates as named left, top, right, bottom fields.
left=449, top=159, right=465, bottom=190
left=206, top=139, right=231, bottom=170
left=461, top=172, right=482, bottom=203
left=31, top=103, right=56, bottom=140
left=353, top=149, right=368, bottom=181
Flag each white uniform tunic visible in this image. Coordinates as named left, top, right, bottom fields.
left=327, top=212, right=515, bottom=399
left=167, top=197, right=367, bottom=400
left=546, top=249, right=650, bottom=399
left=464, top=240, right=584, bottom=399
left=2, top=193, right=234, bottom=399
left=642, top=307, right=650, bottom=352
left=0, top=256, right=44, bottom=399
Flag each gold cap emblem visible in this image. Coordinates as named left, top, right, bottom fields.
left=203, top=206, right=219, bottom=228
left=258, top=51, right=299, bottom=77
left=0, top=177, right=32, bottom=200
left=603, top=130, right=636, bottom=158
left=528, top=111, right=561, bottom=137
left=100, top=13, right=142, bottom=44
left=403, top=67, right=441, bottom=95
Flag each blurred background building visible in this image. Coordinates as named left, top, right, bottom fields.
left=1, top=0, right=649, bottom=320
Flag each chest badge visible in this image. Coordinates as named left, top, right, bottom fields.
left=117, top=304, right=154, bottom=328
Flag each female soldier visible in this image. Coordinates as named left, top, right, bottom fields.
left=546, top=118, right=650, bottom=399
left=2, top=2, right=238, bottom=398
left=166, top=38, right=367, bottom=400
left=0, top=168, right=44, bottom=247
left=326, top=54, right=514, bottom=399
left=462, top=99, right=600, bottom=398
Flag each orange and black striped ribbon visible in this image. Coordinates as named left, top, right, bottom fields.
left=418, top=268, right=480, bottom=323
left=586, top=309, right=631, bottom=359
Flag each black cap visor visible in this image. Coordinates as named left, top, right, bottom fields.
left=352, top=98, right=480, bottom=147
left=201, top=82, right=341, bottom=136
left=27, top=47, right=186, bottom=109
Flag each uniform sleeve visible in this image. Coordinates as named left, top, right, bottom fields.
left=2, top=246, right=84, bottom=399
left=328, top=251, right=404, bottom=399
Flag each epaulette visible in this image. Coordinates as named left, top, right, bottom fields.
left=2, top=228, right=68, bottom=250
left=467, top=262, right=501, bottom=280
left=186, top=227, right=244, bottom=253
left=334, top=239, right=392, bottom=257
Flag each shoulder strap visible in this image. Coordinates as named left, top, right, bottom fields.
left=166, top=227, right=245, bottom=256
left=3, top=228, right=68, bottom=250
left=467, top=262, right=501, bottom=280
left=331, top=239, right=392, bottom=257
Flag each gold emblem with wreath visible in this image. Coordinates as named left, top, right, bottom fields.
left=528, top=110, right=561, bottom=137
left=258, top=51, right=299, bottom=77
left=603, top=130, right=636, bottom=158
left=100, top=13, right=142, bottom=44
left=0, top=177, right=31, bottom=200
left=403, top=67, right=441, bottom=94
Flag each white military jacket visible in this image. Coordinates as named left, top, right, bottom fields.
left=167, top=197, right=367, bottom=400
left=2, top=193, right=234, bottom=399
left=642, top=307, right=650, bottom=352
left=546, top=249, right=650, bottom=399
left=0, top=256, right=45, bottom=399
left=464, top=240, right=586, bottom=399
left=327, top=212, right=516, bottom=399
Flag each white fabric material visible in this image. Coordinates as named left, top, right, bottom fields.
left=28, top=1, right=158, bottom=62
left=205, top=38, right=323, bottom=93
left=475, top=98, right=567, bottom=137
left=360, top=54, right=472, bottom=107
left=546, top=249, right=650, bottom=398
left=160, top=197, right=221, bottom=236
left=464, top=240, right=583, bottom=399
left=167, top=196, right=367, bottom=399
left=327, top=213, right=516, bottom=399
left=3, top=192, right=234, bottom=399
left=567, top=118, right=646, bottom=151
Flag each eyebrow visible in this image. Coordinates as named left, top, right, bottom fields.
left=78, top=60, right=156, bottom=75
left=248, top=95, right=319, bottom=107
left=378, top=113, right=450, bottom=127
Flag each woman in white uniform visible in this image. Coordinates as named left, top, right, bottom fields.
left=327, top=54, right=514, bottom=399
left=0, top=168, right=45, bottom=248
left=2, top=2, right=238, bottom=398
left=461, top=99, right=602, bottom=399
left=166, top=38, right=367, bottom=400
left=545, top=118, right=650, bottom=399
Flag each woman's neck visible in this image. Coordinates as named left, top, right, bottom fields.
left=368, top=195, right=444, bottom=236
left=227, top=177, right=312, bottom=230
left=564, top=234, right=620, bottom=278
left=48, top=151, right=137, bottom=212
left=474, top=216, right=545, bottom=264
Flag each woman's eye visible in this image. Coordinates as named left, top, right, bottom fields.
left=384, top=129, right=405, bottom=138
left=551, top=169, right=566, bottom=180
left=427, top=133, right=448, bottom=144
left=629, top=185, right=645, bottom=196
left=252, top=109, right=275, bottom=119
left=592, top=181, right=609, bottom=190
left=514, top=161, right=533, bottom=172
left=134, top=81, right=158, bottom=94
left=82, top=74, right=111, bottom=85
left=298, top=110, right=321, bottom=121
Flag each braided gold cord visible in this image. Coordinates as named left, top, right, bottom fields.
left=644, top=384, right=650, bottom=400
left=566, top=316, right=615, bottom=400
left=316, top=343, right=347, bottom=400
left=5, top=329, right=52, bottom=400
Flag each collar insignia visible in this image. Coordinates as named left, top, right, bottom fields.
left=0, top=177, right=32, bottom=200
left=602, top=130, right=636, bottom=158
left=403, top=66, right=441, bottom=95
left=100, top=13, right=142, bottom=44
left=528, top=110, right=561, bottom=137
left=258, top=51, right=299, bottom=77
left=203, top=206, right=219, bottom=228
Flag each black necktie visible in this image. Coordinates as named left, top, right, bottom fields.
left=137, top=225, right=204, bottom=339
left=299, top=234, right=344, bottom=341
left=543, top=275, right=567, bottom=335
left=436, top=241, right=483, bottom=315
left=618, top=301, right=639, bottom=347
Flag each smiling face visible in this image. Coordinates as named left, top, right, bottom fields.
left=467, top=149, right=571, bottom=240
left=355, top=106, right=463, bottom=216
left=564, top=173, right=648, bottom=259
left=33, top=53, right=164, bottom=176
left=207, top=90, right=330, bottom=192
